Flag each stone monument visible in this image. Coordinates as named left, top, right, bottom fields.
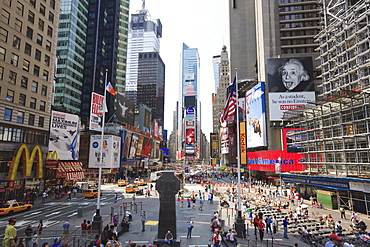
left=154, top=171, right=180, bottom=246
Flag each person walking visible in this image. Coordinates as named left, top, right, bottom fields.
left=141, top=211, right=146, bottom=232
left=24, top=225, right=33, bottom=247
left=283, top=216, right=289, bottom=239
left=164, top=230, right=174, bottom=247
left=37, top=220, right=43, bottom=235
left=187, top=218, right=194, bottom=239
left=272, top=215, right=278, bottom=234
left=258, top=219, right=265, bottom=241
left=114, top=193, right=118, bottom=203
left=340, top=207, right=346, bottom=219
left=113, top=214, right=119, bottom=227
left=63, top=220, right=70, bottom=235
left=42, top=191, right=47, bottom=203
left=199, top=198, right=204, bottom=211
left=31, top=231, right=38, bottom=247
left=2, top=218, right=17, bottom=247
left=81, top=220, right=87, bottom=235
left=265, top=216, right=273, bottom=235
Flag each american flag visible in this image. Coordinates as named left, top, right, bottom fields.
left=219, top=77, right=237, bottom=123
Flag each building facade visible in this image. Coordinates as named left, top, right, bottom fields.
left=0, top=0, right=60, bottom=200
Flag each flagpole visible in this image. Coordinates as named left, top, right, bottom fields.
left=234, top=68, right=246, bottom=237
left=93, top=68, right=108, bottom=233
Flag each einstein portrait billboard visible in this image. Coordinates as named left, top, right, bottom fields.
left=246, top=82, right=267, bottom=148
left=267, top=57, right=316, bottom=121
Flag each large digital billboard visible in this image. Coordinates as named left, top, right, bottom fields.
left=246, top=82, right=267, bottom=148
left=88, top=135, right=121, bottom=168
left=267, top=57, right=315, bottom=121
left=116, top=92, right=135, bottom=126
left=49, top=111, right=80, bottom=160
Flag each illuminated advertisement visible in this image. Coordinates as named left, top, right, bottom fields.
left=185, top=129, right=195, bottom=145
left=49, top=111, right=80, bottom=160
left=88, top=135, right=121, bottom=168
left=239, top=122, right=247, bottom=164
left=136, top=135, right=144, bottom=157
left=129, top=134, right=139, bottom=159
left=89, top=92, right=104, bottom=131
left=123, top=132, right=132, bottom=159
left=116, top=92, right=135, bottom=126
left=246, top=82, right=267, bottom=148
left=220, top=123, right=229, bottom=154
left=267, top=57, right=315, bottom=121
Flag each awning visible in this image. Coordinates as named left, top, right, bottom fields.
left=58, top=162, right=85, bottom=180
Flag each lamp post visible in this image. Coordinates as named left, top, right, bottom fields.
left=277, top=157, right=282, bottom=196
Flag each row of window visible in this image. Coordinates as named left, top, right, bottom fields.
left=4, top=108, right=45, bottom=128
left=0, top=68, right=48, bottom=94
left=0, top=47, right=50, bottom=81
left=6, top=88, right=46, bottom=111
left=0, top=126, right=48, bottom=145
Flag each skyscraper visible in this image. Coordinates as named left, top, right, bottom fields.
left=54, top=0, right=88, bottom=114
left=137, top=51, right=165, bottom=126
left=179, top=43, right=200, bottom=159
left=0, top=0, right=60, bottom=199
left=125, top=6, right=162, bottom=106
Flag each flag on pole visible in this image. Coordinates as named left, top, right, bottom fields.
left=97, top=98, right=108, bottom=113
left=219, top=77, right=237, bottom=123
left=106, top=82, right=116, bottom=95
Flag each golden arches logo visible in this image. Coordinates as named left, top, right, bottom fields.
left=46, top=151, right=59, bottom=161
left=8, top=144, right=43, bottom=180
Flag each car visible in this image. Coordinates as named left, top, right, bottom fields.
left=134, top=179, right=147, bottom=186
left=84, top=188, right=102, bottom=198
left=125, top=184, right=139, bottom=193
left=0, top=201, right=33, bottom=215
left=117, top=180, right=129, bottom=187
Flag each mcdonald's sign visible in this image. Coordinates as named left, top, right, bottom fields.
left=46, top=151, right=59, bottom=168
left=8, top=144, right=43, bottom=180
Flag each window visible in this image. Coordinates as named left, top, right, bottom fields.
left=29, top=0, right=36, bottom=8
left=40, top=101, right=45, bottom=111
left=4, top=108, right=12, bottom=121
left=33, top=65, right=40, bottom=77
left=11, top=53, right=19, bottom=66
left=47, top=26, right=52, bottom=37
left=24, top=43, right=31, bottom=56
left=21, top=76, right=28, bottom=88
left=44, top=54, right=50, bottom=66
left=0, top=27, right=8, bottom=42
left=0, top=46, right=5, bottom=60
left=12, top=36, right=20, bottom=49
left=30, top=97, right=36, bottom=109
left=3, top=0, right=11, bottom=7
left=35, top=49, right=41, bottom=61
left=38, top=116, right=44, bottom=127
left=28, top=11, right=35, bottom=23
left=16, top=1, right=24, bottom=16
left=46, top=40, right=51, bottom=51
left=17, top=112, right=24, bottom=123
left=0, top=66, right=3, bottom=80
left=26, top=27, right=33, bottom=39
left=6, top=89, right=14, bottom=102
left=28, top=114, right=35, bottom=125
left=8, top=71, right=16, bottom=84
left=19, top=93, right=26, bottom=105
left=50, top=0, right=55, bottom=9
left=22, top=59, right=30, bottom=71
left=41, top=85, right=47, bottom=96
left=36, top=34, right=42, bottom=45
left=48, top=12, right=54, bottom=23
left=15, top=19, right=22, bottom=32
left=42, top=70, right=48, bottom=81
left=2, top=10, right=10, bottom=24
left=39, top=4, right=45, bottom=16
left=38, top=19, right=44, bottom=31
left=31, top=81, right=38, bottom=92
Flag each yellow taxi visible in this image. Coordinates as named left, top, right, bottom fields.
left=134, top=179, right=147, bottom=186
left=117, top=180, right=129, bottom=187
left=125, top=184, right=139, bottom=193
left=0, top=201, right=33, bottom=215
left=84, top=188, right=102, bottom=198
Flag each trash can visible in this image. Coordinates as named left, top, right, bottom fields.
left=77, top=207, right=83, bottom=218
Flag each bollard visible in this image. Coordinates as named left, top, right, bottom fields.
left=77, top=207, right=83, bottom=218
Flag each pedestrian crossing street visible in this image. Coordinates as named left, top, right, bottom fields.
left=0, top=219, right=60, bottom=229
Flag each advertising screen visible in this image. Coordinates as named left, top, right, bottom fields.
left=88, top=135, right=121, bottom=168
left=267, top=57, right=315, bottom=121
left=246, top=82, right=267, bottom=148
left=49, top=111, right=80, bottom=160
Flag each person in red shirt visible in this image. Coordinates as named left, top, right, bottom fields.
left=81, top=220, right=87, bottom=235
left=253, top=214, right=260, bottom=236
left=258, top=220, right=265, bottom=241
